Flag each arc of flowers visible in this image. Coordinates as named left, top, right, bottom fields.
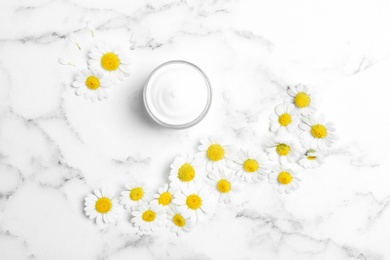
left=84, top=84, right=338, bottom=236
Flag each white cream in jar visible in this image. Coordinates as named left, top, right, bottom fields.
left=143, top=61, right=212, bottom=128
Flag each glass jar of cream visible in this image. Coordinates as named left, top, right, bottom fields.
left=143, top=60, right=212, bottom=129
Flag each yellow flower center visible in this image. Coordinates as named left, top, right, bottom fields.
left=217, top=179, right=231, bottom=193
left=85, top=76, right=101, bottom=90
left=158, top=192, right=172, bottom=206
left=295, top=92, right=311, bottom=108
left=311, top=124, right=328, bottom=138
left=307, top=156, right=317, bottom=160
left=186, top=194, right=202, bottom=210
left=207, top=144, right=225, bottom=161
left=173, top=214, right=186, bottom=227
left=279, top=113, right=292, bottom=126
left=142, top=210, right=156, bottom=222
left=276, top=143, right=291, bottom=156
left=101, top=52, right=120, bottom=71
left=243, top=159, right=259, bottom=172
left=178, top=163, right=196, bottom=182
left=129, top=187, right=144, bottom=201
left=95, top=197, right=112, bottom=214
left=278, top=171, right=293, bottom=185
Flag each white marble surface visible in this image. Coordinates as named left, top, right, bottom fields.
left=1, top=0, right=390, bottom=259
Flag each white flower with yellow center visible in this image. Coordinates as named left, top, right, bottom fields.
left=269, top=166, right=301, bottom=194
left=72, top=69, right=112, bottom=102
left=298, top=149, right=324, bottom=169
left=196, top=136, right=233, bottom=171
left=169, top=154, right=202, bottom=190
left=269, top=103, right=300, bottom=135
left=287, top=84, right=316, bottom=115
left=299, top=113, right=338, bottom=150
left=230, top=150, right=271, bottom=183
left=173, top=184, right=214, bottom=223
left=166, top=206, right=194, bottom=236
left=266, top=136, right=302, bottom=165
left=131, top=203, right=166, bottom=233
left=151, top=183, right=177, bottom=208
left=88, top=43, right=130, bottom=83
left=120, top=183, right=150, bottom=210
left=84, top=188, right=121, bottom=224
left=206, top=170, right=240, bottom=204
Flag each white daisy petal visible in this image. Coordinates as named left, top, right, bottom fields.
left=270, top=124, right=280, bottom=132
left=76, top=87, right=86, bottom=96
left=96, top=88, right=104, bottom=100
left=94, top=189, right=102, bottom=198
left=97, top=43, right=108, bottom=53
left=89, top=52, right=101, bottom=59
left=85, top=194, right=98, bottom=203
left=103, top=214, right=109, bottom=223
left=72, top=81, right=83, bottom=88
left=287, top=87, right=296, bottom=96
left=101, top=89, right=109, bottom=99
left=275, top=104, right=284, bottom=116
left=91, top=94, right=97, bottom=103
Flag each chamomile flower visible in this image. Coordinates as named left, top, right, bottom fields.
left=298, top=149, right=324, bottom=169
left=287, top=84, right=316, bottom=115
left=169, top=154, right=202, bottom=190
left=266, top=136, right=302, bottom=165
left=72, top=69, right=112, bottom=102
left=84, top=188, right=121, bottom=224
left=88, top=43, right=130, bottom=83
left=166, top=206, right=194, bottom=236
left=131, top=203, right=166, bottom=233
left=299, top=113, right=338, bottom=150
left=196, top=136, right=233, bottom=171
left=269, top=166, right=301, bottom=194
left=206, top=170, right=240, bottom=204
left=173, top=184, right=214, bottom=223
left=229, top=150, right=271, bottom=183
left=151, top=183, right=177, bottom=208
left=269, top=103, right=300, bottom=135
left=120, top=183, right=150, bottom=210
